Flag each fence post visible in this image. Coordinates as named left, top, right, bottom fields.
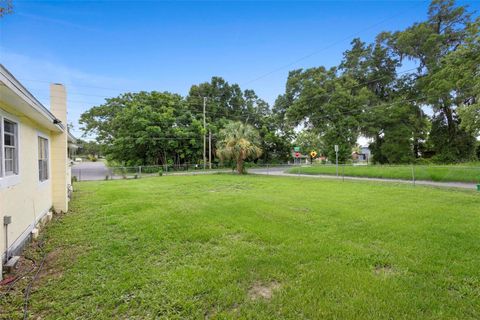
left=267, top=163, right=269, bottom=175
left=411, top=164, right=416, bottom=186
left=79, top=169, right=82, bottom=182
left=342, top=163, right=345, bottom=182
left=139, top=166, right=142, bottom=178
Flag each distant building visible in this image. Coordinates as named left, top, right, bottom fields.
left=352, top=146, right=371, bottom=162
left=359, top=146, right=371, bottom=161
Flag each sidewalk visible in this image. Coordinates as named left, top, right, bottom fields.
left=250, top=168, right=478, bottom=190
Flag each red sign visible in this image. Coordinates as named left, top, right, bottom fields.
left=295, top=152, right=300, bottom=158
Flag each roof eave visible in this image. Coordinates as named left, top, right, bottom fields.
left=0, top=64, right=64, bottom=133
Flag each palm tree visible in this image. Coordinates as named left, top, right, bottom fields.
left=216, top=121, right=263, bottom=174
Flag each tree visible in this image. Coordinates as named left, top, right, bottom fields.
left=76, top=139, right=104, bottom=157
left=0, top=0, right=13, bottom=18
left=186, top=77, right=248, bottom=130
left=277, top=0, right=477, bottom=165
left=80, top=91, right=203, bottom=166
left=294, top=130, right=324, bottom=156
left=216, top=121, right=262, bottom=174
left=80, top=77, right=290, bottom=166
left=429, top=114, right=477, bottom=162
left=445, top=17, right=480, bottom=136
left=187, top=77, right=290, bottom=163
left=390, top=0, right=476, bottom=161
left=279, top=67, right=369, bottom=162
left=338, top=35, right=430, bottom=163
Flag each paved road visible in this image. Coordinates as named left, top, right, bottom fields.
left=249, top=167, right=478, bottom=190
left=72, top=162, right=231, bottom=181
left=72, top=161, right=110, bottom=181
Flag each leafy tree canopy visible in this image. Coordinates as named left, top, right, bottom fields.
left=274, top=0, right=478, bottom=164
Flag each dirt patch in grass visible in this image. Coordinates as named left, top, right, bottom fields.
left=289, top=206, right=311, bottom=213
left=374, top=263, right=396, bottom=277
left=208, top=182, right=254, bottom=193
left=248, top=281, right=281, bottom=300
left=36, top=248, right=66, bottom=283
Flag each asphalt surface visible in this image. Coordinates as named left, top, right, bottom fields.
left=72, top=161, right=110, bottom=181
left=71, top=161, right=231, bottom=181
left=249, top=167, right=478, bottom=190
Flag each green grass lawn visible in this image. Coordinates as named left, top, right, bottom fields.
left=287, top=164, right=480, bottom=183
left=2, top=175, right=480, bottom=319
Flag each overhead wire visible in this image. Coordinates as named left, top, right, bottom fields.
left=241, top=1, right=427, bottom=85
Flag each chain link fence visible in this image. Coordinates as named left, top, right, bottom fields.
left=71, top=162, right=480, bottom=189
left=285, top=163, right=480, bottom=186
left=71, top=162, right=304, bottom=181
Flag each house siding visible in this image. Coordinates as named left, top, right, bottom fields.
left=0, top=76, right=70, bottom=279
left=0, top=103, right=54, bottom=264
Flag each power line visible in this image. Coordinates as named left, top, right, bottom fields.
left=120, top=137, right=202, bottom=140
left=77, top=92, right=435, bottom=129
left=40, top=65, right=420, bottom=108
left=16, top=2, right=426, bottom=100
left=241, top=1, right=426, bottom=85
left=86, top=97, right=428, bottom=145
left=249, top=66, right=425, bottom=118
left=28, top=68, right=453, bottom=130
left=17, top=78, right=127, bottom=92
left=205, top=94, right=431, bottom=123
left=114, top=94, right=431, bottom=128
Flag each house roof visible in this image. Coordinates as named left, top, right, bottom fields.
left=0, top=64, right=65, bottom=132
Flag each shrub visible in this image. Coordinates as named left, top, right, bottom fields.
left=414, top=158, right=433, bottom=165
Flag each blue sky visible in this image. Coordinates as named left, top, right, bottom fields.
left=1, top=0, right=478, bottom=137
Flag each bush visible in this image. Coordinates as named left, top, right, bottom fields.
left=414, top=158, right=434, bottom=165
left=158, top=170, right=163, bottom=176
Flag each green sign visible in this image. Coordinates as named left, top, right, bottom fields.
left=294, top=147, right=300, bottom=152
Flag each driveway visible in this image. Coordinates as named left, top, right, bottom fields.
left=72, top=161, right=110, bottom=181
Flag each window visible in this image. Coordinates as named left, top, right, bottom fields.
left=3, top=119, right=18, bottom=176
left=38, top=136, right=49, bottom=181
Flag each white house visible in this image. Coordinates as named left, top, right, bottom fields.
left=0, top=64, right=73, bottom=278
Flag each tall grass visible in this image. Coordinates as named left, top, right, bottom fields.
left=287, top=164, right=480, bottom=183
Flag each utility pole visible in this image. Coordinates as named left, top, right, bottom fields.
left=335, top=144, right=339, bottom=177
left=203, top=97, right=207, bottom=170
left=209, top=130, right=212, bottom=169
